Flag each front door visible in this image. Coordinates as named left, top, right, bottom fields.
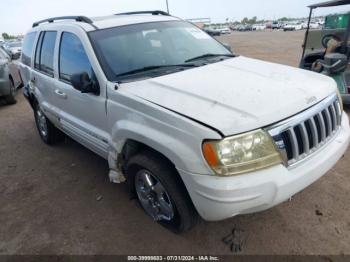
left=53, top=31, right=109, bottom=158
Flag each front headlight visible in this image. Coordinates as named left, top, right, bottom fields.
left=202, top=129, right=282, bottom=176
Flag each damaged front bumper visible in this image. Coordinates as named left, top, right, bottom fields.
left=178, top=113, right=350, bottom=221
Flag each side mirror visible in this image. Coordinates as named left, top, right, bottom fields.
left=223, top=43, right=232, bottom=52
left=70, top=72, right=99, bottom=95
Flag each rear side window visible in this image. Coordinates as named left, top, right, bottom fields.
left=21, top=32, right=37, bottom=66
left=59, top=32, right=93, bottom=83
left=34, top=31, right=57, bottom=76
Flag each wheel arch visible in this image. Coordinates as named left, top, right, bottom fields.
left=122, top=138, right=196, bottom=213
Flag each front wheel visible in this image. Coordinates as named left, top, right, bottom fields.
left=127, top=152, right=198, bottom=233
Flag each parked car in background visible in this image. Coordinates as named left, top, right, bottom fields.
left=253, top=24, right=266, bottom=31
left=203, top=28, right=221, bottom=36
left=238, top=24, right=253, bottom=31
left=0, top=46, right=22, bottom=104
left=3, top=41, right=22, bottom=57
left=230, top=24, right=241, bottom=31
left=309, top=22, right=320, bottom=29
left=20, top=11, right=350, bottom=233
left=271, top=21, right=282, bottom=29
left=219, top=27, right=231, bottom=34
left=284, top=21, right=304, bottom=31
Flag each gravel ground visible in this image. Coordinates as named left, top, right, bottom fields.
left=0, top=30, right=349, bottom=255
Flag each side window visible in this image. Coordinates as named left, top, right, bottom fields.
left=59, top=32, right=93, bottom=83
left=21, top=32, right=37, bottom=66
left=34, top=31, right=57, bottom=76
left=34, top=32, right=44, bottom=69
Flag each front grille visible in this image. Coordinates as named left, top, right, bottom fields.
left=267, top=93, right=342, bottom=166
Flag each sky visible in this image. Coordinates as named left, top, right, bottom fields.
left=1, top=0, right=349, bottom=35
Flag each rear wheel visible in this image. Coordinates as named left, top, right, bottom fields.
left=34, top=103, right=64, bottom=144
left=127, top=152, right=198, bottom=233
left=4, top=79, right=16, bottom=105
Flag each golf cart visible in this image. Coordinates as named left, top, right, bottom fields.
left=300, top=0, right=350, bottom=104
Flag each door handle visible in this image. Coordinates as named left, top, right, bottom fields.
left=54, top=89, right=67, bottom=99
left=30, top=76, right=36, bottom=83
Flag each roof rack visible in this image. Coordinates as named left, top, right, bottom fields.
left=115, top=10, right=170, bottom=16
left=32, top=16, right=94, bottom=28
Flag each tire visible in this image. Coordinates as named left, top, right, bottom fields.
left=34, top=102, right=65, bottom=145
left=4, top=79, right=17, bottom=105
left=126, top=151, right=198, bottom=233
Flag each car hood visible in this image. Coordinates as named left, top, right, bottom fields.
left=122, top=56, right=336, bottom=136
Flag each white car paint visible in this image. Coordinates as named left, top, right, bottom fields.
left=19, top=14, right=350, bottom=223
left=219, top=27, right=231, bottom=34
left=284, top=22, right=304, bottom=31
left=253, top=24, right=266, bottom=31
left=124, top=56, right=336, bottom=136
left=309, top=22, right=320, bottom=29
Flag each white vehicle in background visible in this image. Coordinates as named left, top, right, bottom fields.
left=283, top=21, right=304, bottom=31
left=219, top=27, right=231, bottom=34
left=309, top=22, right=320, bottom=29
left=253, top=24, right=266, bottom=31
left=4, top=41, right=22, bottom=57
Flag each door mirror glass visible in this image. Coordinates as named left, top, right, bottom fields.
left=70, top=72, right=99, bottom=95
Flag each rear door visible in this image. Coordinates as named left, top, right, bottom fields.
left=18, top=31, right=38, bottom=92
left=31, top=31, right=61, bottom=126
left=53, top=31, right=109, bottom=158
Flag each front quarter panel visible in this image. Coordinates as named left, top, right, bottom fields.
left=106, top=82, right=222, bottom=174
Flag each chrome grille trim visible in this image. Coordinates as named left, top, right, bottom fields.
left=300, top=122, right=310, bottom=154
left=309, top=117, right=319, bottom=148
left=266, top=93, right=342, bottom=166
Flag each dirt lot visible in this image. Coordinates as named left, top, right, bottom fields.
left=1, top=30, right=350, bottom=255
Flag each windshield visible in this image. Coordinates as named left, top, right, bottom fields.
left=89, top=21, right=232, bottom=82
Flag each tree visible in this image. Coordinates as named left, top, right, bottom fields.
left=2, top=33, right=16, bottom=39
left=2, top=33, right=10, bottom=39
left=248, top=16, right=257, bottom=24
left=279, top=17, right=290, bottom=21
left=241, top=17, right=249, bottom=24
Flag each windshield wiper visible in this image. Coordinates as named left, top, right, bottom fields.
left=116, top=63, right=197, bottom=78
left=185, top=53, right=235, bottom=63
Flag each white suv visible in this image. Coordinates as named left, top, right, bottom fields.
left=20, top=11, right=350, bottom=233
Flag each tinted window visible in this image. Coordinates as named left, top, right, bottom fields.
left=34, top=32, right=44, bottom=69
left=89, top=21, right=231, bottom=81
left=35, top=31, right=56, bottom=76
left=59, top=32, right=93, bottom=83
left=21, top=32, right=37, bottom=66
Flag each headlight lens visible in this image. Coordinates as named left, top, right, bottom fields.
left=202, top=129, right=282, bottom=176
